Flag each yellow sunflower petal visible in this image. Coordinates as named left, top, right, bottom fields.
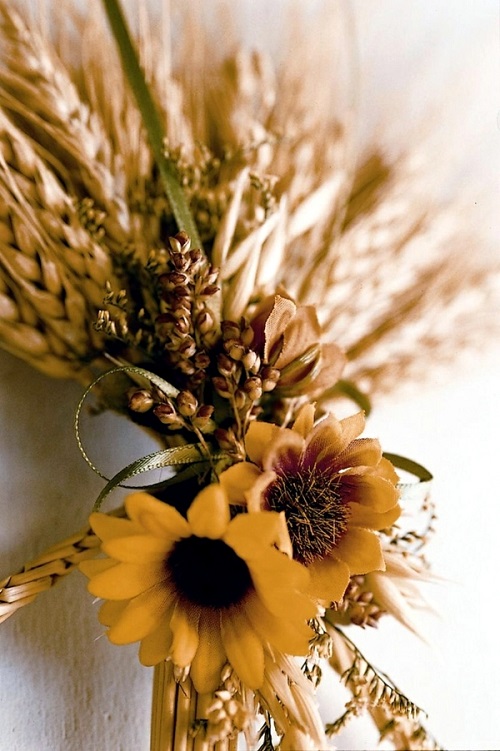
left=98, top=599, right=128, bottom=627
left=169, top=601, right=200, bottom=668
left=333, top=438, right=382, bottom=469
left=125, top=492, right=190, bottom=539
left=333, top=528, right=385, bottom=575
left=89, top=513, right=142, bottom=542
left=339, top=474, right=399, bottom=512
left=108, top=584, right=174, bottom=644
left=245, top=421, right=281, bottom=466
left=304, top=416, right=343, bottom=464
left=102, top=535, right=173, bottom=564
left=244, top=594, right=312, bottom=655
left=224, top=510, right=292, bottom=559
left=87, top=561, right=165, bottom=600
left=249, top=551, right=315, bottom=620
left=219, top=462, right=262, bottom=504
left=190, top=609, right=226, bottom=693
left=291, top=403, right=316, bottom=438
left=349, top=502, right=401, bottom=530
left=339, top=411, right=365, bottom=447
left=79, top=557, right=116, bottom=579
left=307, top=556, right=350, bottom=602
left=187, top=484, right=230, bottom=538
left=221, top=608, right=264, bottom=690
left=139, top=608, right=174, bottom=666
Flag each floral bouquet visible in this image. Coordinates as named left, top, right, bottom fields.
left=0, top=1, right=497, bottom=749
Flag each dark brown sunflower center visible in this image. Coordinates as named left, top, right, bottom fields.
left=265, top=467, right=348, bottom=565
left=167, top=536, right=252, bottom=608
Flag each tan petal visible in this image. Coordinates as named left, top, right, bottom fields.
left=275, top=305, right=321, bottom=368
left=292, top=403, right=316, bottom=438
left=190, top=609, right=226, bottom=693
left=304, top=416, right=343, bottom=467
left=339, top=474, right=399, bottom=512
left=187, top=484, right=230, bottom=538
left=262, top=295, right=296, bottom=362
left=169, top=601, right=200, bottom=668
left=108, top=585, right=174, bottom=644
left=221, top=608, right=264, bottom=689
left=219, top=462, right=262, bottom=505
left=308, top=556, right=350, bottom=602
left=333, top=528, right=385, bottom=575
left=125, top=493, right=190, bottom=539
left=332, top=437, right=382, bottom=470
left=245, top=420, right=281, bottom=466
left=244, top=470, right=277, bottom=512
left=263, top=428, right=303, bottom=472
left=308, top=343, right=346, bottom=394
left=349, top=502, right=401, bottom=530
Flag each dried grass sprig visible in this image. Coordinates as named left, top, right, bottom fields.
left=0, top=516, right=110, bottom=624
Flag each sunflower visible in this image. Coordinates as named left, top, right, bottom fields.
left=220, top=405, right=401, bottom=604
left=79, top=485, right=317, bottom=693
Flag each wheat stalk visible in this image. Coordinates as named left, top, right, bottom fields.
left=0, top=521, right=102, bottom=623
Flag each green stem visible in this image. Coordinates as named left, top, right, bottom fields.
left=102, top=0, right=202, bottom=247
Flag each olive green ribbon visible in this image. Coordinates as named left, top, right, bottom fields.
left=102, top=0, right=201, bottom=248
left=383, top=452, right=433, bottom=501
left=75, top=365, right=224, bottom=510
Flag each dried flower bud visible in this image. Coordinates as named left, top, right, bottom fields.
left=174, top=316, right=190, bottom=335
left=240, top=325, right=254, bottom=347
left=170, top=252, right=190, bottom=272
left=233, top=389, right=247, bottom=410
left=192, top=404, right=215, bottom=431
left=221, top=321, right=241, bottom=341
left=214, top=427, right=237, bottom=451
left=169, top=231, right=191, bottom=254
left=178, top=337, right=197, bottom=358
left=128, top=389, right=154, bottom=413
left=196, top=310, right=214, bottom=335
left=212, top=376, right=232, bottom=398
left=217, top=353, right=236, bottom=377
left=154, top=403, right=181, bottom=426
left=242, top=350, right=259, bottom=372
left=260, top=365, right=280, bottom=392
left=194, top=351, right=211, bottom=369
left=201, top=284, right=219, bottom=297
left=243, top=377, right=263, bottom=401
left=176, top=390, right=198, bottom=417
left=226, top=342, right=246, bottom=361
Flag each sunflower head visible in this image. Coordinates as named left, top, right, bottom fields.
left=220, top=405, right=401, bottom=604
left=80, top=484, right=317, bottom=693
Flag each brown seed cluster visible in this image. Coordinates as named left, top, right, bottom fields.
left=154, top=231, right=219, bottom=389
left=334, top=575, right=386, bottom=628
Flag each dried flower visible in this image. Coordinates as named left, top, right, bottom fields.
left=221, top=405, right=400, bottom=603
left=80, top=486, right=317, bottom=692
left=250, top=294, right=346, bottom=396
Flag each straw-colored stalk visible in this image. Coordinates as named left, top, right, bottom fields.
left=0, top=519, right=103, bottom=623
left=151, top=662, right=239, bottom=751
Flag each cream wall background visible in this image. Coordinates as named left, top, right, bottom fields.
left=1, top=2, right=499, bottom=750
